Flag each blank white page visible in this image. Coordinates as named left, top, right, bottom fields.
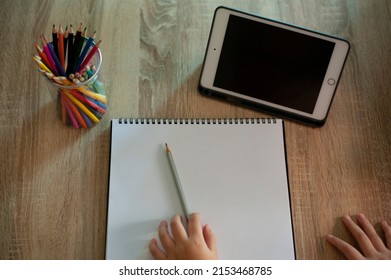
left=106, top=118, right=295, bottom=259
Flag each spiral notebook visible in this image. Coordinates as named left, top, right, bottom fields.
left=106, top=118, right=295, bottom=259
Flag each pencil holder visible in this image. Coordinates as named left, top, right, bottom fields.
left=44, top=49, right=107, bottom=128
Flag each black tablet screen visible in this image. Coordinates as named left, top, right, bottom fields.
left=213, top=15, right=335, bottom=113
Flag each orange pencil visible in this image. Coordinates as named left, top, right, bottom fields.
left=63, top=92, right=88, bottom=128
left=61, top=93, right=80, bottom=128
left=34, top=43, right=53, bottom=72
left=58, top=24, right=65, bottom=70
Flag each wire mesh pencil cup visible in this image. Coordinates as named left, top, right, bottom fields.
left=44, top=49, right=107, bottom=128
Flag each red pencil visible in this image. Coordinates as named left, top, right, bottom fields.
left=34, top=43, right=53, bottom=72
left=58, top=24, right=65, bottom=70
left=78, top=40, right=101, bottom=73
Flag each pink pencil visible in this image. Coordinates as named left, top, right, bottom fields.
left=61, top=93, right=79, bottom=128
left=40, top=34, right=58, bottom=76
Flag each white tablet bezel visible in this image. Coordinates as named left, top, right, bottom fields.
left=200, top=7, right=350, bottom=123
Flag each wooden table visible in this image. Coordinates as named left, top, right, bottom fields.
left=1, top=0, right=390, bottom=260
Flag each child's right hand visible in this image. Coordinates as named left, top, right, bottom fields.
left=149, top=213, right=218, bottom=260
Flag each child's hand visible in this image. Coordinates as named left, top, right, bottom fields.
left=327, top=213, right=391, bottom=259
left=149, top=213, right=218, bottom=260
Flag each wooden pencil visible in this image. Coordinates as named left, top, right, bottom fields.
left=78, top=39, right=101, bottom=73
left=34, top=43, right=53, bottom=72
left=72, top=26, right=87, bottom=73
left=40, top=34, right=58, bottom=76
left=52, top=24, right=59, bottom=59
left=66, top=25, right=75, bottom=76
left=165, top=143, right=190, bottom=219
left=63, top=25, right=68, bottom=66
left=58, top=25, right=65, bottom=70
left=67, top=23, right=82, bottom=76
left=42, top=34, right=66, bottom=76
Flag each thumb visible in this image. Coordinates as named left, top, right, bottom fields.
left=203, top=224, right=217, bottom=252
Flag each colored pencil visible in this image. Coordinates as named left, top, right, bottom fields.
left=58, top=25, right=65, bottom=70
left=67, top=23, right=82, bottom=76
left=33, top=56, right=53, bottom=75
left=52, top=24, right=59, bottom=59
left=74, top=32, right=96, bottom=73
left=42, top=34, right=66, bottom=76
left=61, top=94, right=79, bottom=128
left=34, top=43, right=53, bottom=72
left=77, top=87, right=107, bottom=104
left=34, top=23, right=105, bottom=129
left=40, top=35, right=58, bottom=76
left=63, top=25, right=68, bottom=66
left=62, top=91, right=88, bottom=128
left=72, top=26, right=87, bottom=73
left=63, top=91, right=100, bottom=123
left=78, top=40, right=101, bottom=73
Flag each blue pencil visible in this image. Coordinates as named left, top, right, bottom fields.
left=74, top=31, right=96, bottom=73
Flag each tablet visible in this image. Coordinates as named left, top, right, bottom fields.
left=199, top=6, right=350, bottom=126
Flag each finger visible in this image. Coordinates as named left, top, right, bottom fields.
left=326, top=234, right=365, bottom=260
left=170, top=215, right=188, bottom=242
left=203, top=224, right=217, bottom=252
left=188, top=213, right=203, bottom=238
left=158, top=221, right=175, bottom=250
left=343, top=215, right=376, bottom=256
left=356, top=213, right=386, bottom=251
left=149, top=238, right=167, bottom=260
left=382, top=221, right=391, bottom=249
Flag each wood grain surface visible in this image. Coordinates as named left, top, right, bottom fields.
left=0, top=0, right=390, bottom=259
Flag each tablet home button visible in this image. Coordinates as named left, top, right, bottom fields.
left=327, top=78, right=336, bottom=85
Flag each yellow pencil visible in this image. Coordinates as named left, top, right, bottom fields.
left=63, top=91, right=100, bottom=123
left=77, top=87, right=107, bottom=104
left=33, top=56, right=53, bottom=75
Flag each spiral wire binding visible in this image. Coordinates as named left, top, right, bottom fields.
left=118, top=118, right=277, bottom=125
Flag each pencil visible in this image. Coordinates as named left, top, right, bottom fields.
left=34, top=43, right=53, bottom=72
left=67, top=23, right=82, bottom=76
left=63, top=25, right=68, bottom=66
left=165, top=143, right=190, bottom=219
left=62, top=91, right=88, bottom=128
left=63, top=91, right=100, bottom=123
left=42, top=34, right=66, bottom=76
left=58, top=24, right=65, bottom=70
left=78, top=40, right=101, bottom=73
left=40, top=35, right=58, bottom=76
left=52, top=24, right=59, bottom=59
left=33, top=56, right=53, bottom=75
left=74, top=31, right=96, bottom=73
left=72, top=26, right=87, bottom=73
left=61, top=93, right=79, bottom=128
left=77, top=87, right=107, bottom=104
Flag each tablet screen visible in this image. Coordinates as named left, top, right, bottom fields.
left=213, top=15, right=336, bottom=114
